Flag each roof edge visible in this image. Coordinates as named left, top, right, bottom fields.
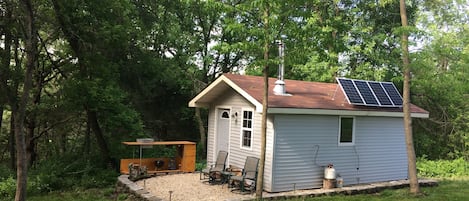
left=268, top=108, right=430, bottom=118
left=188, top=74, right=263, bottom=112
left=188, top=75, right=226, bottom=108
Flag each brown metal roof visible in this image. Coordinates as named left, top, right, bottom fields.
left=223, top=73, right=429, bottom=115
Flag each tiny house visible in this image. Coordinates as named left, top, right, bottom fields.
left=189, top=74, right=428, bottom=192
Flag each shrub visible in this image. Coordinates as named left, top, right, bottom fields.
left=417, top=157, right=469, bottom=178
left=28, top=153, right=119, bottom=194
left=196, top=160, right=206, bottom=171
left=0, top=177, right=16, bottom=200
left=0, top=164, right=14, bottom=180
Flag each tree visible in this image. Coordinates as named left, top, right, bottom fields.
left=399, top=0, right=420, bottom=194
left=257, top=2, right=270, bottom=198
left=411, top=0, right=469, bottom=160
left=0, top=0, right=15, bottom=170
left=51, top=0, right=146, bottom=167
left=14, top=0, right=38, bottom=200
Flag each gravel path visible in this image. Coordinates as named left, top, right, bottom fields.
left=136, top=173, right=254, bottom=201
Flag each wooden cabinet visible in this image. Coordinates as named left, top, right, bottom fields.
left=120, top=141, right=196, bottom=174
left=179, top=144, right=196, bottom=172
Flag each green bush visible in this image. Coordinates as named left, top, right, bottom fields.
left=27, top=153, right=118, bottom=194
left=0, top=164, right=14, bottom=180
left=79, top=169, right=118, bottom=189
left=417, top=157, right=469, bottom=178
left=0, top=177, right=16, bottom=200
left=196, top=160, right=206, bottom=171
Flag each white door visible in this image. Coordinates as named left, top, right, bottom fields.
left=216, top=109, right=230, bottom=153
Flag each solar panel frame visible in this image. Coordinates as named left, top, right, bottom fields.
left=337, top=77, right=403, bottom=108
left=381, top=82, right=403, bottom=106
left=353, top=80, right=380, bottom=106
left=337, top=78, right=364, bottom=105
left=368, top=81, right=394, bottom=107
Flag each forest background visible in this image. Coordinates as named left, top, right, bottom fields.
left=0, top=0, right=468, bottom=199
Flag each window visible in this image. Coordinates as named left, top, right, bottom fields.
left=221, top=110, right=230, bottom=119
left=339, top=117, right=354, bottom=145
left=241, top=110, right=253, bottom=148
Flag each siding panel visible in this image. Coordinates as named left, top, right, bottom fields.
left=271, top=115, right=407, bottom=192
left=206, top=107, right=216, bottom=164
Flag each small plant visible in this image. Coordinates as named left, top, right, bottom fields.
left=117, top=193, right=129, bottom=201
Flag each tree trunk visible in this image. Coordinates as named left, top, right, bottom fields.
left=399, top=0, right=420, bottom=194
left=14, top=105, right=29, bottom=201
left=87, top=109, right=114, bottom=168
left=0, top=106, right=3, bottom=135
left=59, top=131, right=67, bottom=154
left=26, top=127, right=37, bottom=167
left=256, top=3, right=269, bottom=198
left=195, top=108, right=206, bottom=157
left=9, top=113, right=16, bottom=170
left=26, top=113, right=37, bottom=167
left=15, top=0, right=37, bottom=200
left=83, top=119, right=91, bottom=155
left=27, top=67, right=44, bottom=167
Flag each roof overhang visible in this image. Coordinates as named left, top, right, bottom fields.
left=268, top=108, right=429, bottom=118
left=188, top=75, right=263, bottom=112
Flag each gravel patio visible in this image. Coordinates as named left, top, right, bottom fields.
left=135, top=173, right=255, bottom=201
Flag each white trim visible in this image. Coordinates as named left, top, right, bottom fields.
left=240, top=109, right=254, bottom=150
left=188, top=75, right=263, bottom=112
left=189, top=77, right=225, bottom=107
left=338, top=116, right=355, bottom=146
left=268, top=108, right=429, bottom=118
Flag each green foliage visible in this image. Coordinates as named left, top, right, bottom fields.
left=196, top=143, right=206, bottom=162
left=117, top=193, right=129, bottom=201
left=23, top=178, right=469, bottom=201
left=0, top=164, right=14, bottom=180
left=417, top=157, right=469, bottom=178
left=27, top=153, right=119, bottom=194
left=409, top=0, right=469, bottom=160
left=281, top=179, right=469, bottom=201
left=0, top=177, right=16, bottom=200
left=196, top=160, right=207, bottom=172
left=27, top=188, right=116, bottom=201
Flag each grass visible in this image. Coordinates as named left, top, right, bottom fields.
left=25, top=188, right=119, bottom=201
left=23, top=179, right=469, bottom=201
left=282, top=179, right=469, bottom=201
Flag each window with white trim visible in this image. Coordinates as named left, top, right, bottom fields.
left=241, top=110, right=253, bottom=148
left=339, top=117, right=354, bottom=145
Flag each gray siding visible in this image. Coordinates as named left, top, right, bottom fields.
left=271, top=115, right=407, bottom=192
left=264, top=116, right=275, bottom=191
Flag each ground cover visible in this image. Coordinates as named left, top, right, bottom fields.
left=23, top=179, right=469, bottom=201
left=20, top=188, right=117, bottom=201
left=284, top=179, right=469, bottom=201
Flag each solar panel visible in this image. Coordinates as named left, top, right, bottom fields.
left=337, top=78, right=403, bottom=107
left=337, top=78, right=364, bottom=105
left=354, top=80, right=379, bottom=105
left=381, top=83, right=403, bottom=106
left=368, top=82, right=393, bottom=106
